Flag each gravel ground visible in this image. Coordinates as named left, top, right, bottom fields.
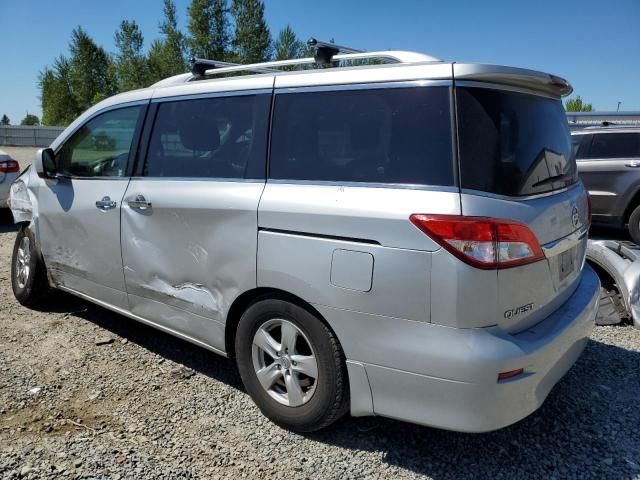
left=0, top=154, right=639, bottom=478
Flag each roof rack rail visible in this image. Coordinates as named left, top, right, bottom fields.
left=191, top=58, right=280, bottom=77
left=190, top=37, right=441, bottom=79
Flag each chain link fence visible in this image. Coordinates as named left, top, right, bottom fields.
left=0, top=126, right=64, bottom=147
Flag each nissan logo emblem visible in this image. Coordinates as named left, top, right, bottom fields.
left=571, top=205, right=580, bottom=228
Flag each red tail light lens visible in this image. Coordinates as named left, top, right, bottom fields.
left=410, top=214, right=545, bottom=269
left=0, top=160, right=19, bottom=173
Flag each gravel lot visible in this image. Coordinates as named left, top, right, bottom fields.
left=1, top=149, right=639, bottom=479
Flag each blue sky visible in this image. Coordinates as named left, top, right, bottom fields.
left=0, top=0, right=639, bottom=124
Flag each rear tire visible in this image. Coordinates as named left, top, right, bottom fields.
left=11, top=226, right=51, bottom=307
left=235, top=297, right=349, bottom=432
left=627, top=204, right=640, bottom=245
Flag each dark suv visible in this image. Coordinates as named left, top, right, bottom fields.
left=574, top=127, right=640, bottom=242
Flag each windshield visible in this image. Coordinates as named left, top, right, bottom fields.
left=456, top=86, right=577, bottom=197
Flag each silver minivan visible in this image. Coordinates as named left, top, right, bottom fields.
left=9, top=44, right=599, bottom=433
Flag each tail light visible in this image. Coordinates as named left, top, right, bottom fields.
left=410, top=214, right=545, bottom=269
left=0, top=159, right=19, bottom=173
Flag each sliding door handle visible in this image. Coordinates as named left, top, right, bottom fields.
left=128, top=195, right=152, bottom=211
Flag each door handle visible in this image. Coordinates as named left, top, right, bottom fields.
left=128, top=195, right=152, bottom=211
left=626, top=161, right=640, bottom=168
left=96, top=196, right=117, bottom=211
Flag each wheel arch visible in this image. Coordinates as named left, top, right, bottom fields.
left=224, top=287, right=340, bottom=359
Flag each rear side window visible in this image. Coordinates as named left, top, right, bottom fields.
left=457, top=87, right=576, bottom=197
left=144, top=94, right=270, bottom=179
left=269, top=86, right=454, bottom=186
left=587, top=133, right=640, bottom=159
left=572, top=134, right=592, bottom=160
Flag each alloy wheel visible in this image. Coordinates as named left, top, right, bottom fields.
left=15, top=236, right=31, bottom=289
left=251, top=318, right=318, bottom=407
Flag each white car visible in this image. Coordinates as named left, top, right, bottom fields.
left=0, top=149, right=20, bottom=207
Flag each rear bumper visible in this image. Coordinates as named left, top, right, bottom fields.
left=326, top=265, right=599, bottom=432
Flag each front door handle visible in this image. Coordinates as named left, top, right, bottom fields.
left=128, top=195, right=152, bottom=211
left=96, top=196, right=117, bottom=211
left=626, top=161, right=640, bottom=168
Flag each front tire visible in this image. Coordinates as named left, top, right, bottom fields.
left=235, top=298, right=349, bottom=432
left=11, top=226, right=51, bottom=307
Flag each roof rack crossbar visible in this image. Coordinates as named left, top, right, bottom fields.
left=307, top=37, right=364, bottom=63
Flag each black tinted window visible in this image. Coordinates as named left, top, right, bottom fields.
left=572, top=134, right=592, bottom=160
left=588, top=133, right=640, bottom=159
left=144, top=94, right=270, bottom=178
left=270, top=87, right=454, bottom=185
left=457, top=87, right=576, bottom=196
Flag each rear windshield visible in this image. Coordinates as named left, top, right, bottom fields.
left=457, top=87, right=576, bottom=197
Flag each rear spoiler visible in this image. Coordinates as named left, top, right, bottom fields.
left=453, top=63, right=573, bottom=97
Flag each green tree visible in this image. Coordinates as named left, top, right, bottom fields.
left=565, top=96, right=593, bottom=112
left=39, top=55, right=79, bottom=126
left=273, top=25, right=304, bottom=68
left=230, top=0, right=271, bottom=63
left=68, top=27, right=116, bottom=110
left=187, top=0, right=229, bottom=59
left=148, top=0, right=188, bottom=83
left=0, top=115, right=9, bottom=125
left=20, top=114, right=40, bottom=126
left=113, top=20, right=149, bottom=91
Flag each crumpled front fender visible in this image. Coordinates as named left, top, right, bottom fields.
left=8, top=165, right=38, bottom=225
left=586, top=239, right=640, bottom=329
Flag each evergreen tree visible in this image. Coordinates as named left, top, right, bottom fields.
left=230, top=0, right=271, bottom=63
left=565, top=96, right=594, bottom=112
left=187, top=0, right=229, bottom=59
left=114, top=20, right=149, bottom=91
left=0, top=115, right=9, bottom=125
left=273, top=25, right=304, bottom=66
left=148, top=0, right=188, bottom=82
left=39, top=55, right=79, bottom=126
left=68, top=27, right=116, bottom=110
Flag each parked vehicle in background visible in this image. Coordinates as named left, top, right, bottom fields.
left=574, top=127, right=640, bottom=242
left=8, top=40, right=598, bottom=433
left=0, top=149, right=20, bottom=209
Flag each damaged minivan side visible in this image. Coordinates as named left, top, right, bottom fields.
left=9, top=45, right=599, bottom=433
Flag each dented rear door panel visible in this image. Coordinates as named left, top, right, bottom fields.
left=120, top=179, right=264, bottom=352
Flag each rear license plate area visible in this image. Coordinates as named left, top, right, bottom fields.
left=559, top=247, right=576, bottom=282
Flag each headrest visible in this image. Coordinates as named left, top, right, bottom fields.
left=177, top=103, right=220, bottom=152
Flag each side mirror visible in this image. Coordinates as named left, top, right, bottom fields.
left=35, top=148, right=57, bottom=179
